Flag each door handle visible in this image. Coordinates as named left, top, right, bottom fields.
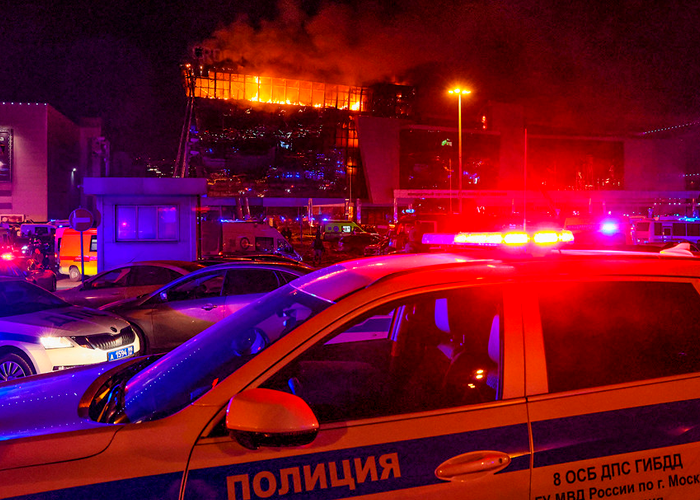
left=202, top=303, right=217, bottom=311
left=435, top=450, right=511, bottom=482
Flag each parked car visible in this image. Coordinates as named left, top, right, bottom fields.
left=100, top=261, right=312, bottom=354
left=55, top=260, right=205, bottom=308
left=363, top=236, right=391, bottom=256
left=0, top=255, right=57, bottom=291
left=0, top=277, right=139, bottom=381
left=337, top=232, right=382, bottom=255
left=198, top=253, right=314, bottom=269
left=7, top=235, right=700, bottom=498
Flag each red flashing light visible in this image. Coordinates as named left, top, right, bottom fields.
left=423, top=229, right=574, bottom=249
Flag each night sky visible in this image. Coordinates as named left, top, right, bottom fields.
left=2, top=0, right=699, bottom=160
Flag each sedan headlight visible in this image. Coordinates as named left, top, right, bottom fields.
left=40, top=336, right=74, bottom=349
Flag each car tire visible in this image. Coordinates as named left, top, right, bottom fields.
left=49, top=275, right=57, bottom=292
left=0, top=352, right=34, bottom=382
left=69, top=266, right=81, bottom=282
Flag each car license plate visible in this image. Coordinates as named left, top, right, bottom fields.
left=108, top=345, right=134, bottom=361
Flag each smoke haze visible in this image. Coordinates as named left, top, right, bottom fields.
left=195, top=0, right=700, bottom=134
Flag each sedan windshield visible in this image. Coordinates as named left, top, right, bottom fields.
left=0, top=280, right=68, bottom=317
left=122, top=283, right=332, bottom=422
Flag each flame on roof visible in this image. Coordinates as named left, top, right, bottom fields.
left=186, top=67, right=371, bottom=112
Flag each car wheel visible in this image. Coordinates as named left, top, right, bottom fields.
left=69, top=266, right=81, bottom=282
left=49, top=275, right=57, bottom=292
left=0, top=353, right=34, bottom=382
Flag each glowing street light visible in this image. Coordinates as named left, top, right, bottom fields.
left=448, top=87, right=471, bottom=213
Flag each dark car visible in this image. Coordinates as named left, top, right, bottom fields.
left=100, top=261, right=312, bottom=354
left=198, top=253, right=314, bottom=269
left=0, top=256, right=57, bottom=292
left=55, top=261, right=205, bottom=308
left=363, top=236, right=392, bottom=256
left=337, top=232, right=382, bottom=255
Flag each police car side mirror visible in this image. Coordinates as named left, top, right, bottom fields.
left=225, top=388, right=319, bottom=450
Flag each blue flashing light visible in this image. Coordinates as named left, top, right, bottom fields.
left=600, top=221, right=620, bottom=235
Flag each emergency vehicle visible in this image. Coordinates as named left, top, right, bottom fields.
left=201, top=220, right=301, bottom=261
left=3, top=229, right=700, bottom=499
left=563, top=214, right=632, bottom=246
left=631, top=216, right=700, bottom=246
left=319, top=219, right=366, bottom=240
left=57, top=227, right=98, bottom=281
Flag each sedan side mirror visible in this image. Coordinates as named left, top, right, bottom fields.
left=226, top=388, right=319, bottom=450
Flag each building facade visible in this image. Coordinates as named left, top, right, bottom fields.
left=182, top=66, right=697, bottom=226
left=0, top=102, right=105, bottom=222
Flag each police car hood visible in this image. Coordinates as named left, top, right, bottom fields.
left=0, top=361, right=126, bottom=470
left=99, top=295, right=143, bottom=312
left=3, top=305, right=129, bottom=336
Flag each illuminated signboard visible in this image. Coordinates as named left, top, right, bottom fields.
left=0, top=130, right=12, bottom=182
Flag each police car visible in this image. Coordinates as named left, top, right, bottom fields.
left=2, top=229, right=700, bottom=499
left=0, top=278, right=139, bottom=381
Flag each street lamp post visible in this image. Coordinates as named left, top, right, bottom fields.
left=448, top=88, right=471, bottom=213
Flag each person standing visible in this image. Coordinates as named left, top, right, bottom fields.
left=312, top=226, right=325, bottom=266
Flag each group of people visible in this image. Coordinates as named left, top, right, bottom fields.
left=27, top=238, right=50, bottom=271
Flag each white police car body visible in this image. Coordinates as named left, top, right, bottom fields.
left=2, top=234, right=700, bottom=499
left=0, top=278, right=139, bottom=381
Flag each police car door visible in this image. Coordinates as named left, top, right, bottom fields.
left=526, top=278, right=700, bottom=500
left=183, top=283, right=532, bottom=499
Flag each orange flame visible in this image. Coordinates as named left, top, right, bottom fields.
left=190, top=70, right=369, bottom=112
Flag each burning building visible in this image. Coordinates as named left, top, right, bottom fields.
left=179, top=63, right=695, bottom=226
left=179, top=62, right=415, bottom=221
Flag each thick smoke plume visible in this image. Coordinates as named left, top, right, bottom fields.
left=194, top=0, right=700, bottom=134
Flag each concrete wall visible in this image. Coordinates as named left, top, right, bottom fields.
left=356, top=116, right=404, bottom=204
left=624, top=137, right=685, bottom=191
left=47, top=107, right=83, bottom=220
left=487, top=102, right=525, bottom=190
left=0, top=102, right=98, bottom=222
left=0, top=103, right=49, bottom=220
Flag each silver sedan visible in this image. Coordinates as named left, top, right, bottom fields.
left=100, top=261, right=312, bottom=354
left=55, top=260, right=205, bottom=308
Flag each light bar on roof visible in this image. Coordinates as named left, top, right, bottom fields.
left=423, top=229, right=574, bottom=248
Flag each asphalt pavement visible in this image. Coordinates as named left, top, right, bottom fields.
left=56, top=275, right=81, bottom=291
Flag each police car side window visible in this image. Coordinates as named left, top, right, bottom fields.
left=539, top=281, right=700, bottom=393
left=262, top=286, right=503, bottom=423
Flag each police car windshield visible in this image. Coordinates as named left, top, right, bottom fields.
left=122, top=283, right=333, bottom=422
left=0, top=280, right=67, bottom=317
